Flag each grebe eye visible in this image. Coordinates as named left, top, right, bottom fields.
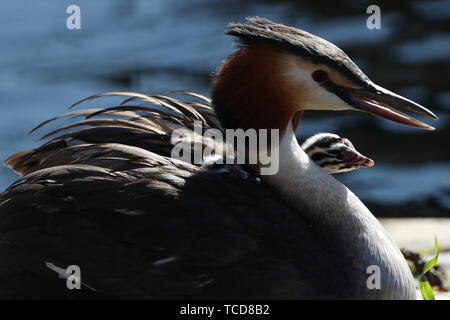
left=311, top=70, right=328, bottom=83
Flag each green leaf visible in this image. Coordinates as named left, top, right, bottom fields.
left=419, top=236, right=440, bottom=300
left=435, top=236, right=440, bottom=256
left=421, top=236, right=440, bottom=277
left=419, top=275, right=435, bottom=300
left=423, top=256, right=438, bottom=276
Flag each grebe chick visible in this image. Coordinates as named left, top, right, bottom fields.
left=302, top=133, right=374, bottom=174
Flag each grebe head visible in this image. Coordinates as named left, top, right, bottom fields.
left=212, top=17, right=437, bottom=134
left=302, top=133, right=374, bottom=174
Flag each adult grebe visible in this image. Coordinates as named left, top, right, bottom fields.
left=0, top=17, right=437, bottom=299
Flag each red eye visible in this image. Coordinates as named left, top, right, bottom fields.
left=311, top=70, right=328, bottom=83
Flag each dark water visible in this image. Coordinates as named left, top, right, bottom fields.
left=0, top=0, right=448, bottom=217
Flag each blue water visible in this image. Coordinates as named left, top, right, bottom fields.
left=0, top=0, right=448, bottom=214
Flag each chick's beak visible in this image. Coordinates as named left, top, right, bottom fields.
left=354, top=156, right=374, bottom=168
left=343, top=149, right=374, bottom=168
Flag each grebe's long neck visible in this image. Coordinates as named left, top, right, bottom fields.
left=263, top=121, right=416, bottom=299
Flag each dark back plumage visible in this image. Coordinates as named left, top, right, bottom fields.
left=0, top=91, right=365, bottom=299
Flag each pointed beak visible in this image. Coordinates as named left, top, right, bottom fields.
left=343, top=149, right=374, bottom=168
left=354, top=155, right=374, bottom=168
left=337, top=83, right=438, bottom=130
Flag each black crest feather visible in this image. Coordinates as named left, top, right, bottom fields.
left=225, top=17, right=369, bottom=85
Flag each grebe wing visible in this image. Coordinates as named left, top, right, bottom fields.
left=0, top=156, right=355, bottom=299
left=0, top=92, right=355, bottom=299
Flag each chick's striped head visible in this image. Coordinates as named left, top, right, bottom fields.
left=302, top=133, right=374, bottom=174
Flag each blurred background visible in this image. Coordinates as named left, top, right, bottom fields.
left=0, top=0, right=448, bottom=219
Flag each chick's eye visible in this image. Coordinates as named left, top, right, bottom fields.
left=311, top=70, right=328, bottom=83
